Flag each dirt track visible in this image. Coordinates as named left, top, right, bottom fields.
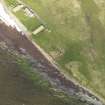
left=0, top=22, right=103, bottom=105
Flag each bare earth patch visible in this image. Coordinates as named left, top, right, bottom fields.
left=50, top=48, right=65, bottom=59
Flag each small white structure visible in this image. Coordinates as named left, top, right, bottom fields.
left=13, top=4, right=24, bottom=12
left=33, top=25, right=45, bottom=35
left=24, top=8, right=34, bottom=17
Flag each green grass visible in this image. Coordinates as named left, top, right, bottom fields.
left=5, top=0, right=19, bottom=8
left=5, top=0, right=41, bottom=31
left=5, top=0, right=105, bottom=101
left=14, top=10, right=40, bottom=31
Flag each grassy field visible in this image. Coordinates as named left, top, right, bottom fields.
left=5, top=0, right=105, bottom=101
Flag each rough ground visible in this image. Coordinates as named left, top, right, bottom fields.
left=0, top=22, right=103, bottom=105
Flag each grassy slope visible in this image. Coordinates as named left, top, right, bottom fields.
left=5, top=0, right=105, bottom=100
